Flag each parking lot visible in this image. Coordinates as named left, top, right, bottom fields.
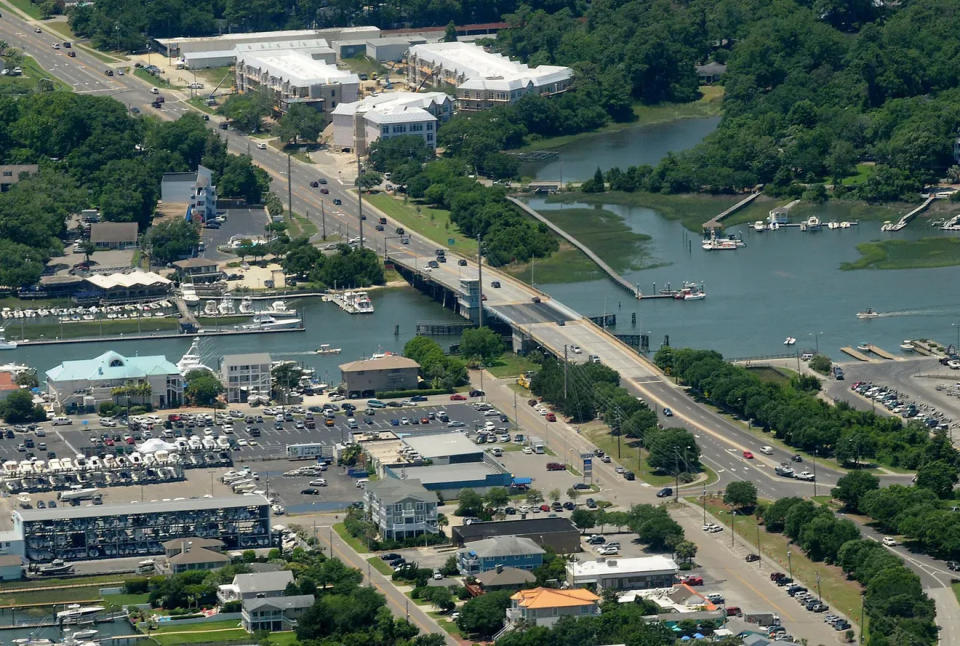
left=201, top=207, right=270, bottom=261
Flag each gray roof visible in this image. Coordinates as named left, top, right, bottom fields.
left=169, top=546, right=230, bottom=566
left=163, top=537, right=224, bottom=551
left=386, top=461, right=504, bottom=485
left=17, top=495, right=269, bottom=522
left=172, top=257, right=218, bottom=269
left=243, top=593, right=314, bottom=612
left=366, top=478, right=432, bottom=504
left=340, top=355, right=419, bottom=372
left=90, top=222, right=138, bottom=244
left=232, top=570, right=293, bottom=594
left=403, top=433, right=481, bottom=459
left=221, top=353, right=272, bottom=366
left=460, top=535, right=545, bottom=559
left=475, top=566, right=535, bottom=587
left=454, top=517, right=578, bottom=542
left=695, top=62, right=727, bottom=76
left=162, top=171, right=199, bottom=183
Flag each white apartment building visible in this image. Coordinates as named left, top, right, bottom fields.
left=364, top=478, right=438, bottom=541
left=220, top=353, right=272, bottom=403
left=331, top=91, right=453, bottom=153
left=406, top=42, right=573, bottom=111
left=235, top=49, right=359, bottom=113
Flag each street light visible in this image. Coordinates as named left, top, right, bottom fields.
left=787, top=550, right=793, bottom=580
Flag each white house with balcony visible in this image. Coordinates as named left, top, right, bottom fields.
left=235, top=48, right=359, bottom=113
left=242, top=594, right=314, bottom=632
left=363, top=478, right=438, bottom=541
left=331, top=91, right=452, bottom=153
left=505, top=587, right=601, bottom=629
left=217, top=570, right=294, bottom=604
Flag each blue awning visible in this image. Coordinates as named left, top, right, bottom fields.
left=512, top=477, right=532, bottom=486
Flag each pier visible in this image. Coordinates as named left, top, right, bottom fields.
left=841, top=346, right=872, bottom=361
left=702, top=191, right=762, bottom=230
left=865, top=344, right=896, bottom=360
left=16, top=326, right=304, bottom=346
left=881, top=195, right=935, bottom=231
left=508, top=196, right=639, bottom=297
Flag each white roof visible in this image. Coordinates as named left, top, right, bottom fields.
left=331, top=91, right=450, bottom=117
left=364, top=106, right=436, bottom=125
left=408, top=42, right=572, bottom=90
left=158, top=29, right=325, bottom=47
left=85, top=270, right=171, bottom=290
left=569, top=556, right=679, bottom=579
left=235, top=38, right=330, bottom=53
left=240, top=51, right=359, bottom=88
left=402, top=432, right=480, bottom=458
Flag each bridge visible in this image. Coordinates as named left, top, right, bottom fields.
left=703, top=191, right=762, bottom=230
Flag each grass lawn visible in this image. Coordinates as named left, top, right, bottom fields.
left=186, top=96, right=217, bottom=114
left=0, top=54, right=69, bottom=93
left=428, top=611, right=464, bottom=637
left=44, top=21, right=75, bottom=40
left=841, top=163, right=876, bottom=187
left=7, top=318, right=178, bottom=341
left=549, top=190, right=740, bottom=232
left=518, top=86, right=723, bottom=152
left=193, top=65, right=234, bottom=89
left=5, top=0, right=43, bottom=19
left=152, top=619, right=243, bottom=634
left=0, top=574, right=128, bottom=591
left=953, top=581, right=960, bottom=606
left=340, top=55, right=387, bottom=77
left=841, top=237, right=960, bottom=270
left=333, top=522, right=369, bottom=553
left=583, top=422, right=674, bottom=486
left=0, top=296, right=72, bottom=310
left=486, top=352, right=540, bottom=378
left=286, top=212, right=319, bottom=239
left=367, top=556, right=393, bottom=576
left=365, top=193, right=478, bottom=255
left=745, top=366, right=794, bottom=386
left=134, top=68, right=173, bottom=89
left=0, top=586, right=102, bottom=606
left=696, top=496, right=865, bottom=627
left=21, top=54, right=68, bottom=90
left=103, top=592, right=150, bottom=606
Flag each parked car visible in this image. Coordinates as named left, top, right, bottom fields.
left=657, top=487, right=673, bottom=498
left=681, top=575, right=703, bottom=586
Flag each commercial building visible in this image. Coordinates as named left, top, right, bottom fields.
left=162, top=536, right=224, bottom=557
left=365, top=37, right=426, bottom=62
left=235, top=39, right=335, bottom=65
left=364, top=478, right=439, bottom=541
left=236, top=48, right=359, bottom=113
left=84, top=270, right=173, bottom=302
left=505, top=587, right=601, bottom=628
left=383, top=459, right=513, bottom=497
left=331, top=91, right=452, bottom=153
left=45, top=349, right=183, bottom=411
left=220, top=353, right=272, bottom=403
left=218, top=570, right=294, bottom=604
left=13, top=495, right=271, bottom=563
left=172, top=257, right=221, bottom=283
left=0, top=164, right=37, bottom=192
left=89, top=222, right=139, bottom=249
left=242, top=595, right=315, bottom=632
left=566, top=556, right=679, bottom=591
left=160, top=166, right=217, bottom=223
left=339, top=355, right=419, bottom=398
left=452, top=517, right=581, bottom=553
left=406, top=42, right=572, bottom=111
left=0, top=554, right=22, bottom=581
left=401, top=432, right=483, bottom=464
left=457, top=535, right=545, bottom=575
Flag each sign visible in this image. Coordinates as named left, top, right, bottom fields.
left=448, top=238, right=456, bottom=245
left=582, top=457, right=593, bottom=474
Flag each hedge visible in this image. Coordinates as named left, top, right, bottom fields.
left=375, top=388, right=453, bottom=399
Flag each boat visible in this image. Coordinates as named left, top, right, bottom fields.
left=202, top=300, right=218, bottom=316
left=66, top=629, right=98, bottom=640
left=56, top=604, right=105, bottom=621
left=857, top=307, right=880, bottom=320
left=177, top=338, right=214, bottom=376
left=827, top=221, right=840, bottom=229
left=271, top=503, right=286, bottom=515
left=40, top=559, right=74, bottom=576
left=784, top=337, right=797, bottom=346
left=329, top=290, right=376, bottom=313
left=12, top=639, right=55, bottom=646
left=218, top=298, right=236, bottom=315
left=702, top=237, right=740, bottom=251
left=900, top=340, right=915, bottom=352
left=857, top=343, right=870, bottom=351
left=0, top=329, right=17, bottom=350
left=239, top=296, right=254, bottom=315
left=315, top=344, right=342, bottom=354
left=244, top=314, right=302, bottom=330
left=753, top=220, right=766, bottom=232
left=674, top=281, right=706, bottom=301
left=263, top=300, right=299, bottom=318
left=805, top=216, right=822, bottom=231
left=17, top=493, right=30, bottom=508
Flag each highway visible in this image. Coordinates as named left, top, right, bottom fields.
left=6, top=9, right=957, bottom=640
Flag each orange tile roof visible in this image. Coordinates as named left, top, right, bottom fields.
left=510, top=587, right=600, bottom=609
left=0, top=373, right=17, bottom=391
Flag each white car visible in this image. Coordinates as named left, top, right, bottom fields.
left=249, top=440, right=259, bottom=446
left=522, top=447, right=533, bottom=454
left=597, top=545, right=619, bottom=555
left=257, top=142, right=267, bottom=150
left=309, top=479, right=327, bottom=486
left=237, top=438, right=248, bottom=446
left=794, top=471, right=815, bottom=481
left=882, top=537, right=898, bottom=547
left=571, top=345, right=582, bottom=354
left=760, top=446, right=774, bottom=455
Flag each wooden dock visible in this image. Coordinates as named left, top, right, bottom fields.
left=703, top=191, right=762, bottom=230
left=881, top=195, right=935, bottom=231
left=17, top=326, right=304, bottom=346
left=841, top=346, right=872, bottom=361
left=866, top=344, right=896, bottom=360
left=508, top=196, right=639, bottom=298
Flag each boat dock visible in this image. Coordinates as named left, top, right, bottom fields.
left=508, top=196, right=640, bottom=298
left=173, top=297, right=198, bottom=327
left=881, top=195, right=935, bottom=231
left=702, top=191, right=762, bottom=230
left=415, top=321, right=474, bottom=335
left=17, top=326, right=304, bottom=346
left=841, top=347, right=873, bottom=361
left=865, top=344, right=896, bottom=360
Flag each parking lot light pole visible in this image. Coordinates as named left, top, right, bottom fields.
left=787, top=550, right=793, bottom=580
left=702, top=486, right=706, bottom=526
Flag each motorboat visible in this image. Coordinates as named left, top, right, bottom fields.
left=702, top=237, right=739, bottom=251
left=177, top=337, right=213, bottom=376
left=263, top=300, right=299, bottom=318
left=900, top=340, right=915, bottom=352
left=202, top=300, right=218, bottom=316
left=315, top=344, right=342, bottom=354
left=40, top=559, right=74, bottom=576
left=805, top=216, right=822, bottom=230
left=66, top=629, right=98, bottom=640
left=56, top=604, right=105, bottom=621
left=673, top=281, right=706, bottom=301
left=753, top=220, right=766, bottom=232
left=856, top=342, right=870, bottom=351
left=272, top=503, right=286, bottom=515
left=218, top=298, right=236, bottom=315
left=784, top=337, right=797, bottom=346
left=857, top=307, right=879, bottom=319
left=239, top=296, right=254, bottom=315
left=0, top=329, right=17, bottom=350
left=244, top=314, right=302, bottom=330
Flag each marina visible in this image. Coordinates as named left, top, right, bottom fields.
left=325, top=290, right=375, bottom=314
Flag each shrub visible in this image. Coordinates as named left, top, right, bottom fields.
left=123, top=577, right=149, bottom=594
left=376, top=388, right=453, bottom=399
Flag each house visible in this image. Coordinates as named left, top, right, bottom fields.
left=474, top=564, right=535, bottom=590
left=0, top=164, right=37, bottom=192
left=162, top=537, right=225, bottom=557
left=364, top=478, right=438, bottom=541
left=0, top=554, right=23, bottom=581
left=457, top=535, right=545, bottom=575
left=160, top=166, right=217, bottom=222
left=566, top=556, right=679, bottom=591
left=242, top=594, right=315, bottom=632
left=167, top=546, right=230, bottom=574
left=695, top=62, right=727, bottom=84
left=218, top=570, right=294, bottom=604
left=45, top=350, right=183, bottom=410
left=220, top=353, right=272, bottom=403
left=330, top=92, right=453, bottom=153
left=0, top=373, right=20, bottom=403
left=172, top=257, right=220, bottom=283
left=505, top=587, right=601, bottom=628
left=89, top=222, right=139, bottom=249
left=452, top=517, right=581, bottom=554
left=339, top=355, right=419, bottom=398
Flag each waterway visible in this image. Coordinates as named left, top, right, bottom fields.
left=9, top=288, right=466, bottom=382
left=519, top=117, right=721, bottom=181
left=526, top=197, right=960, bottom=359
left=2, top=614, right=138, bottom=643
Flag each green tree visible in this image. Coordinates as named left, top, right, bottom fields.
left=146, top=219, right=199, bottom=265
left=274, top=103, right=326, bottom=143
left=674, top=540, right=697, bottom=565
left=456, top=488, right=484, bottom=517
left=723, top=481, right=758, bottom=510
left=0, top=388, right=46, bottom=423
left=570, top=509, right=596, bottom=532
left=358, top=170, right=383, bottom=191
left=460, top=326, right=503, bottom=364
left=484, top=486, right=509, bottom=508
left=443, top=21, right=458, bottom=42
left=184, top=369, right=223, bottom=406
left=914, top=460, right=959, bottom=498
left=457, top=589, right=512, bottom=637
left=282, top=239, right=322, bottom=278
left=833, top=471, right=880, bottom=512
left=646, top=427, right=700, bottom=475
left=79, top=240, right=97, bottom=264
left=621, top=407, right=658, bottom=440
left=271, top=362, right=303, bottom=401
left=218, top=90, right=272, bottom=133
left=628, top=504, right=684, bottom=551
left=808, top=354, right=832, bottom=374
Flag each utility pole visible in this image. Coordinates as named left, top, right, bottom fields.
left=287, top=153, right=293, bottom=220
left=702, top=486, right=706, bottom=526
left=674, top=448, right=680, bottom=502
left=476, top=233, right=483, bottom=327
left=356, top=151, right=364, bottom=249
left=755, top=525, right=761, bottom=568
left=563, top=345, right=568, bottom=400
left=813, top=447, right=818, bottom=497
left=321, top=201, right=327, bottom=240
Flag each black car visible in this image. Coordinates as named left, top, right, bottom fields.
left=656, top=487, right=673, bottom=498
left=745, top=553, right=760, bottom=562
left=563, top=501, right=575, bottom=510
left=947, top=561, right=960, bottom=571
left=375, top=224, right=384, bottom=231
left=300, top=488, right=320, bottom=495
left=573, top=483, right=590, bottom=490
left=791, top=454, right=803, bottom=462
left=333, top=199, right=342, bottom=205
left=504, top=506, right=517, bottom=515
left=380, top=552, right=402, bottom=561
left=624, top=471, right=635, bottom=481
left=585, top=498, right=597, bottom=508
left=458, top=259, right=467, bottom=266
left=469, top=390, right=485, bottom=397
left=491, top=281, right=501, bottom=288
left=310, top=180, right=319, bottom=187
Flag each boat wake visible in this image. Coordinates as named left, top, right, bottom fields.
left=875, top=308, right=957, bottom=318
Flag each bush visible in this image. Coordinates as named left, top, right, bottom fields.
left=222, top=600, right=241, bottom=612
left=123, top=577, right=149, bottom=594
left=376, top=388, right=453, bottom=399
left=99, top=402, right=117, bottom=417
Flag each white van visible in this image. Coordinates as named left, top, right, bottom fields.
left=51, top=416, right=72, bottom=425
left=355, top=478, right=369, bottom=488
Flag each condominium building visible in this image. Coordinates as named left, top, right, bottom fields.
left=220, top=353, right=272, bottom=403
left=13, top=495, right=271, bottom=563
left=235, top=47, right=359, bottom=113
left=330, top=91, right=453, bottom=153
left=45, top=350, right=182, bottom=411
left=364, top=478, right=438, bottom=541
left=406, top=42, right=572, bottom=111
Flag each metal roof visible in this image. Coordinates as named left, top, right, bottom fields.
left=16, top=495, right=269, bottom=522
left=221, top=353, right=272, bottom=366
left=366, top=477, right=432, bottom=504
left=454, top=517, right=577, bottom=541
left=243, top=593, right=314, bottom=611
left=459, top=535, right=544, bottom=558
left=46, top=350, right=179, bottom=383
left=568, top=555, right=679, bottom=578
left=402, top=432, right=480, bottom=459
left=168, top=546, right=230, bottom=565
left=232, top=569, right=293, bottom=593
left=339, top=355, right=419, bottom=372
left=386, top=461, right=505, bottom=485
left=89, top=222, right=138, bottom=244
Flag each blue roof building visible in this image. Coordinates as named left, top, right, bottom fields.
left=46, top=350, right=184, bottom=411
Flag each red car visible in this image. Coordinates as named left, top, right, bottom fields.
left=450, top=394, right=467, bottom=401
left=545, top=412, right=556, bottom=422
left=682, top=575, right=704, bottom=586
left=546, top=462, right=565, bottom=471
left=539, top=504, right=551, bottom=512
left=126, top=437, right=135, bottom=444
left=742, top=451, right=754, bottom=459
left=104, top=438, right=114, bottom=446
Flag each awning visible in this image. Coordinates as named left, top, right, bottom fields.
left=512, top=477, right=532, bottom=486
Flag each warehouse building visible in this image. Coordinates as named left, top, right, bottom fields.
left=383, top=458, right=512, bottom=497
left=235, top=48, right=359, bottom=113
left=12, top=495, right=271, bottom=563
left=406, top=42, right=572, bottom=111
left=331, top=91, right=452, bottom=153
left=567, top=556, right=679, bottom=591
left=45, top=349, right=182, bottom=411
left=452, top=517, right=581, bottom=553
left=339, top=355, right=419, bottom=398
left=401, top=432, right=483, bottom=465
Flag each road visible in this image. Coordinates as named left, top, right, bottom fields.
left=7, top=9, right=957, bottom=640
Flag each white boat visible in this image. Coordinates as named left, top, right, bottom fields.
left=857, top=342, right=870, bottom=351
left=177, top=338, right=213, bottom=376
left=271, top=503, right=286, bottom=515
left=56, top=604, right=105, bottom=621
left=857, top=307, right=879, bottom=319
left=218, top=298, right=236, bottom=315
left=244, top=314, right=301, bottom=330
left=263, top=300, right=299, bottom=318
left=900, top=340, right=915, bottom=352
left=67, top=629, right=99, bottom=640
left=239, top=296, right=254, bottom=315
left=753, top=220, right=766, bottom=232
left=0, top=329, right=17, bottom=350
left=702, top=237, right=740, bottom=251
left=806, top=216, right=822, bottom=230
left=674, top=281, right=706, bottom=301
left=784, top=337, right=797, bottom=346
left=315, top=344, right=342, bottom=354
left=202, top=300, right=218, bottom=316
